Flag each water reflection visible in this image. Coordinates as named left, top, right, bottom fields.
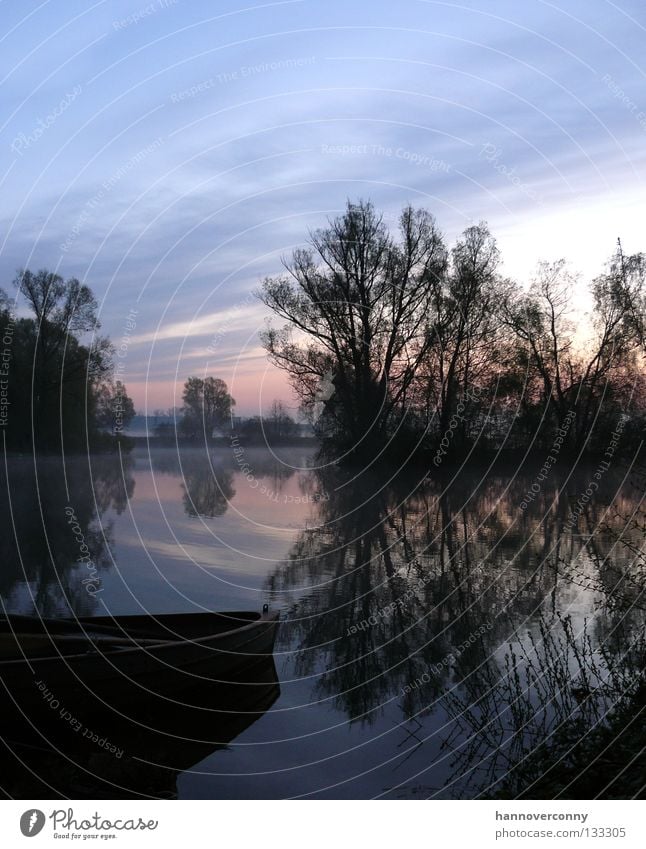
left=182, top=462, right=235, bottom=519
left=148, top=447, right=302, bottom=519
left=1, top=446, right=644, bottom=798
left=266, top=457, right=646, bottom=796
left=441, top=613, right=646, bottom=798
left=0, top=454, right=135, bottom=617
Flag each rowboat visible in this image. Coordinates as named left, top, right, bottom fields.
left=0, top=607, right=280, bottom=716
left=2, top=652, right=280, bottom=799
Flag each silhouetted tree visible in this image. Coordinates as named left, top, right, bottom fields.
left=259, top=200, right=447, bottom=457
left=259, top=202, right=646, bottom=461
left=267, top=400, right=296, bottom=441
left=95, top=380, right=136, bottom=435
left=501, top=249, right=646, bottom=451
left=414, top=222, right=509, bottom=451
left=180, top=376, right=235, bottom=441
left=0, top=269, right=126, bottom=452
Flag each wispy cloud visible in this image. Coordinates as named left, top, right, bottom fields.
left=1, top=0, right=644, bottom=411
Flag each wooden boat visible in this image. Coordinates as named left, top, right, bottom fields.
left=1, top=652, right=280, bottom=799
left=0, top=607, right=279, bottom=715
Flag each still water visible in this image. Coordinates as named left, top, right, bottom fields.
left=1, top=445, right=645, bottom=798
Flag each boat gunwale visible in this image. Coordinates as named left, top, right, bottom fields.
left=0, top=610, right=279, bottom=667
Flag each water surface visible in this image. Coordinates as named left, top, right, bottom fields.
left=2, top=445, right=644, bottom=798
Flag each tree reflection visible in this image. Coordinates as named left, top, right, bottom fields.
left=182, top=461, right=235, bottom=518
left=439, top=613, right=646, bottom=798
left=267, top=465, right=498, bottom=721
left=147, top=446, right=300, bottom=519
left=267, top=460, right=646, bottom=733
left=0, top=455, right=135, bottom=617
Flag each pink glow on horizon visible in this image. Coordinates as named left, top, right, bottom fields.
left=130, top=365, right=297, bottom=417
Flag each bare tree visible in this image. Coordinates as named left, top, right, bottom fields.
left=416, top=222, right=504, bottom=446
left=500, top=260, right=576, bottom=430
left=501, top=248, right=646, bottom=451
left=268, top=399, right=296, bottom=440
left=258, top=200, right=446, bottom=455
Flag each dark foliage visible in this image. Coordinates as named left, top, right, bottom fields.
left=0, top=270, right=135, bottom=453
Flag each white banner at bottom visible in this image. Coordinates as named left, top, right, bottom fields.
left=0, top=800, right=643, bottom=848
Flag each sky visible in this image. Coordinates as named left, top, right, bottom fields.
left=1, top=0, right=645, bottom=416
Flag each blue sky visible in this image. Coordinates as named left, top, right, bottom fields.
left=1, top=0, right=645, bottom=414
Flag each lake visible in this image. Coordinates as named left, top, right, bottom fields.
left=1, top=444, right=645, bottom=798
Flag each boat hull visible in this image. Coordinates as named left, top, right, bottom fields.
left=0, top=610, right=280, bottom=717
left=1, top=653, right=280, bottom=799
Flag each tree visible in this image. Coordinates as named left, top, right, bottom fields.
left=267, top=400, right=296, bottom=441
left=500, top=260, right=578, bottom=442
left=501, top=249, right=646, bottom=452
left=239, top=416, right=265, bottom=443
left=95, top=380, right=136, bottom=434
left=571, top=245, right=646, bottom=450
left=257, top=204, right=646, bottom=461
left=1, top=269, right=115, bottom=451
left=258, top=200, right=446, bottom=456
left=180, top=376, right=235, bottom=441
left=18, top=269, right=98, bottom=335
left=414, top=222, right=507, bottom=451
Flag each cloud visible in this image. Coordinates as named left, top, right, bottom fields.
left=2, top=0, right=645, bottom=411
left=127, top=302, right=267, bottom=346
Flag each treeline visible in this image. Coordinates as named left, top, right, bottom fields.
left=0, top=270, right=135, bottom=452
left=153, top=386, right=300, bottom=444
left=231, top=401, right=299, bottom=443
left=259, top=199, right=646, bottom=461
